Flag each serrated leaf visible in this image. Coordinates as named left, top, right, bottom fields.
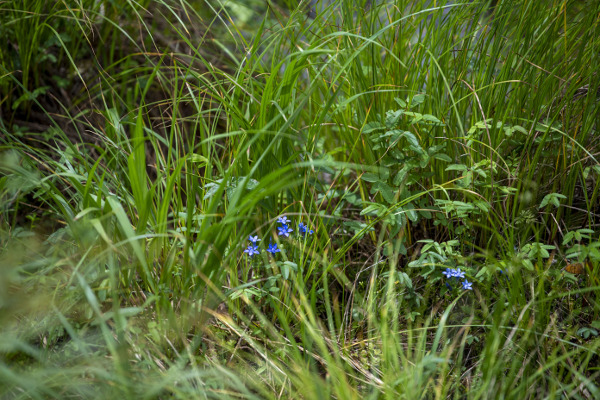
left=410, top=93, right=426, bottom=108
left=246, top=178, right=260, bottom=190
left=363, top=121, right=386, bottom=134
left=203, top=181, right=222, bottom=200
left=386, top=109, right=404, bottom=128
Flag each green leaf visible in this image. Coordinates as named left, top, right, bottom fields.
left=419, top=154, right=430, bottom=168
left=343, top=220, right=373, bottom=236
left=12, top=86, right=50, bottom=110
left=189, top=154, right=209, bottom=165
left=361, top=173, right=379, bottom=182
left=562, top=231, right=575, bottom=245
left=386, top=109, right=404, bottom=128
left=539, top=193, right=567, bottom=209
left=379, top=168, right=390, bottom=181
left=394, top=97, right=407, bottom=108
left=433, top=153, right=452, bottom=162
left=401, top=131, right=420, bottom=148
left=373, top=181, right=396, bottom=204
left=422, top=114, right=443, bottom=125
left=380, top=129, right=403, bottom=141
left=410, top=93, right=426, bottom=108
left=445, top=164, right=468, bottom=172
left=513, top=125, right=529, bottom=134
left=473, top=168, right=487, bottom=179
left=404, top=204, right=418, bottom=222
left=363, top=121, right=386, bottom=134
left=393, top=166, right=409, bottom=186
left=404, top=111, right=423, bottom=124
left=522, top=259, right=534, bottom=271
left=203, top=180, right=222, bottom=200
left=361, top=204, right=384, bottom=216
left=281, top=263, right=289, bottom=280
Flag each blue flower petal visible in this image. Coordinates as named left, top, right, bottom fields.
left=277, top=216, right=291, bottom=225
left=248, top=235, right=261, bottom=244
left=267, top=243, right=281, bottom=254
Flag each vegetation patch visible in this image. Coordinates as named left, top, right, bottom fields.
left=1, top=0, right=599, bottom=398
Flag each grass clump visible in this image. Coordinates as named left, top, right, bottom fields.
left=1, top=0, right=600, bottom=398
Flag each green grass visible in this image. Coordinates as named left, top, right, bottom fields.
left=1, top=0, right=600, bottom=398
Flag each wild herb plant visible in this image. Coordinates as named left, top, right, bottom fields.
left=1, top=0, right=600, bottom=398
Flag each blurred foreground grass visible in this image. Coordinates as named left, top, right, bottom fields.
left=1, top=0, right=600, bottom=398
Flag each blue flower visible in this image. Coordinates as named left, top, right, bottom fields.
left=298, top=222, right=314, bottom=235
left=277, top=224, right=293, bottom=237
left=452, top=268, right=465, bottom=279
left=498, top=270, right=510, bottom=284
left=267, top=243, right=281, bottom=255
left=442, top=268, right=454, bottom=279
left=244, top=245, right=260, bottom=257
left=277, top=216, right=291, bottom=225
left=248, top=235, right=261, bottom=244
left=462, top=280, right=473, bottom=290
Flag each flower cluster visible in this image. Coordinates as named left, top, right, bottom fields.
left=244, top=243, right=260, bottom=257
left=267, top=243, right=280, bottom=255
left=242, top=215, right=314, bottom=258
left=442, top=268, right=473, bottom=291
left=298, top=222, right=314, bottom=235
left=276, top=216, right=294, bottom=237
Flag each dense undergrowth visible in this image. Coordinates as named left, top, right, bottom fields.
left=1, top=0, right=600, bottom=398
